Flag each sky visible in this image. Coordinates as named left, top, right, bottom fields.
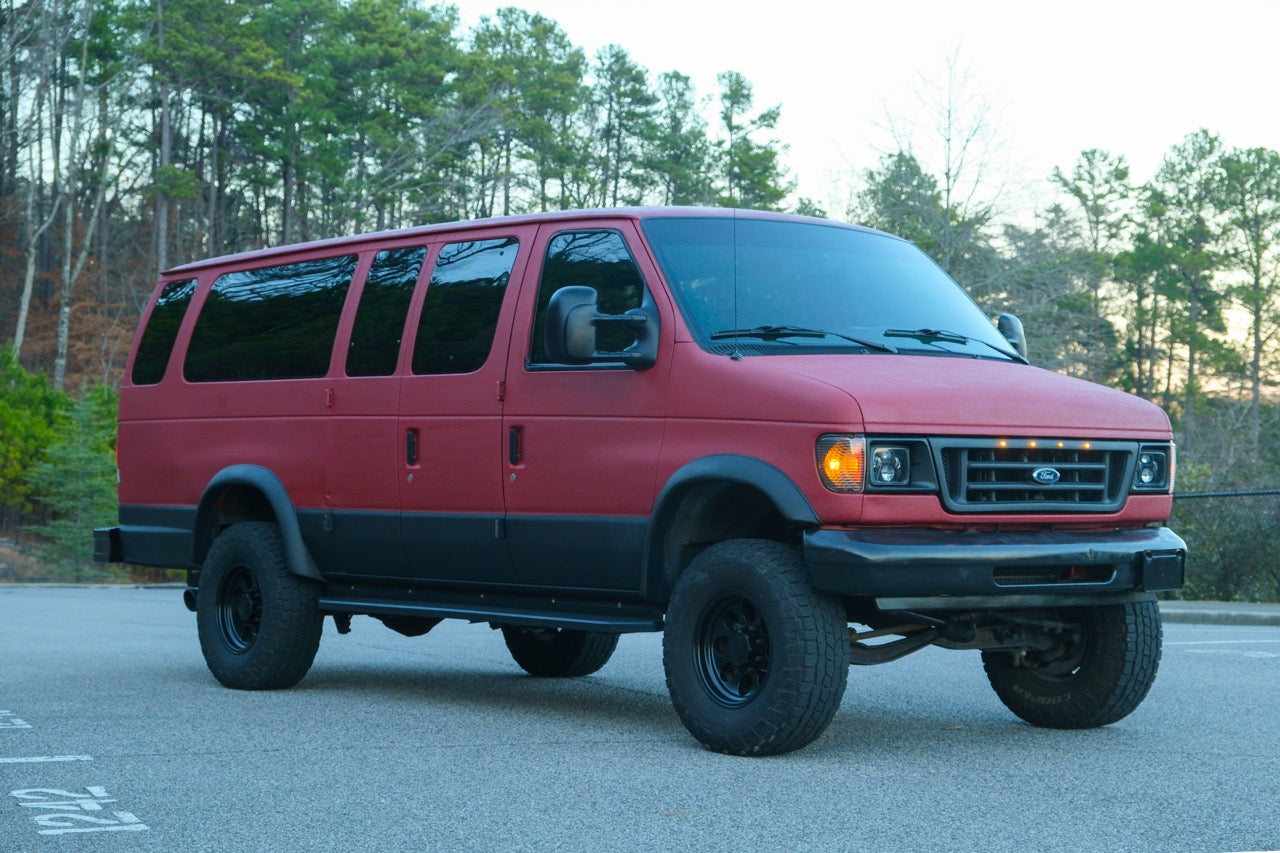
left=446, top=0, right=1280, bottom=225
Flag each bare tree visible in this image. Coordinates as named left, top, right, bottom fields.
left=53, top=0, right=130, bottom=390
left=11, top=0, right=66, bottom=363
left=876, top=47, right=1009, bottom=274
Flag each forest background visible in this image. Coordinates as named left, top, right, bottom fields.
left=1, top=0, right=1277, bottom=599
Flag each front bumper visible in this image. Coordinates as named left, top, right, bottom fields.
left=803, top=526, right=1186, bottom=609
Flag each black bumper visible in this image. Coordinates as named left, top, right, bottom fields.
left=803, top=526, right=1186, bottom=609
left=93, top=526, right=122, bottom=563
left=93, top=521, right=196, bottom=570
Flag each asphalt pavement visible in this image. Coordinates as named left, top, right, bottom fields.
left=4, top=585, right=1278, bottom=852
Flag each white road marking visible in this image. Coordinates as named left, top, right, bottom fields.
left=11, top=787, right=150, bottom=835
left=1167, top=639, right=1280, bottom=658
left=0, top=755, right=93, bottom=764
left=0, top=711, right=32, bottom=729
left=1166, top=640, right=1280, bottom=646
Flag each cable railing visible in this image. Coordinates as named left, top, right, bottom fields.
left=1172, top=489, right=1280, bottom=500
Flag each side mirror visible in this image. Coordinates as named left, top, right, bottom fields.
left=997, top=313, right=1028, bottom=362
left=544, top=285, right=658, bottom=369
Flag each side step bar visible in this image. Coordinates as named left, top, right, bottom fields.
left=316, top=595, right=664, bottom=634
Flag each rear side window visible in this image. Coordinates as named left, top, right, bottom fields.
left=131, top=278, right=196, bottom=385
left=185, top=255, right=357, bottom=382
left=411, top=238, right=517, bottom=375
left=346, top=246, right=426, bottom=377
left=530, top=230, right=647, bottom=364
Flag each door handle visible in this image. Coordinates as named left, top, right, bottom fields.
left=508, top=426, right=521, bottom=465
left=406, top=429, right=419, bottom=466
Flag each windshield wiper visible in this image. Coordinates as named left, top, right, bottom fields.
left=884, top=327, right=1027, bottom=363
left=711, top=325, right=896, bottom=353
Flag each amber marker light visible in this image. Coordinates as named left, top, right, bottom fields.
left=816, top=435, right=866, bottom=493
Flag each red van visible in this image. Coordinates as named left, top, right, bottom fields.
left=96, top=208, right=1184, bottom=755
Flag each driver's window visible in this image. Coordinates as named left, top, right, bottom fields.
left=529, top=229, right=647, bottom=364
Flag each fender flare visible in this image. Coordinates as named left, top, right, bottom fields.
left=193, top=464, right=323, bottom=581
left=643, top=454, right=819, bottom=596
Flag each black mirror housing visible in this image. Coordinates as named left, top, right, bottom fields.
left=545, top=286, right=658, bottom=369
left=997, top=313, right=1028, bottom=362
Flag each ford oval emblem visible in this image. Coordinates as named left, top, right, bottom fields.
left=1032, top=467, right=1061, bottom=485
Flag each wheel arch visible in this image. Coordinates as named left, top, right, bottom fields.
left=193, top=464, right=323, bottom=581
left=643, top=454, right=820, bottom=602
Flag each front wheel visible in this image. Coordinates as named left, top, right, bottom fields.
left=663, top=540, right=849, bottom=756
left=196, top=522, right=323, bottom=690
left=982, top=600, right=1162, bottom=728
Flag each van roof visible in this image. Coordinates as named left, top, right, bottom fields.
left=162, top=206, right=880, bottom=276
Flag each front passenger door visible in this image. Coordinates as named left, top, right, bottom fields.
left=501, top=223, right=673, bottom=594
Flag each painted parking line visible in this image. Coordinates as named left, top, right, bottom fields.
left=1166, top=639, right=1280, bottom=659
left=1165, top=640, right=1280, bottom=645
left=0, top=755, right=94, bottom=765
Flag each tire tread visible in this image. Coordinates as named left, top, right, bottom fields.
left=197, top=522, right=323, bottom=690
left=663, top=539, right=848, bottom=755
left=982, top=600, right=1162, bottom=729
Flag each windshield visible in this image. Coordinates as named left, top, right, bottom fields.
left=641, top=216, right=1019, bottom=360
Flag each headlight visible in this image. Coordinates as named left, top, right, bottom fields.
left=1132, top=444, right=1174, bottom=492
left=871, top=446, right=910, bottom=486
left=816, top=434, right=865, bottom=492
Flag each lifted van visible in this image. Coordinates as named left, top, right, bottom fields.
left=96, top=208, right=1184, bottom=755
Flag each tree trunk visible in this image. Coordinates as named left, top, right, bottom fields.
left=154, top=0, right=171, bottom=277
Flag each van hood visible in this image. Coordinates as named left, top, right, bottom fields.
left=784, top=355, right=1170, bottom=439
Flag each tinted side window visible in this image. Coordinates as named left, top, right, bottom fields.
left=131, top=278, right=196, bottom=385
left=185, top=255, right=357, bottom=382
left=346, top=246, right=426, bottom=377
left=411, top=238, right=517, bottom=375
left=530, top=230, right=647, bottom=364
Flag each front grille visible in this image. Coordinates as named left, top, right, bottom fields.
left=936, top=439, right=1135, bottom=513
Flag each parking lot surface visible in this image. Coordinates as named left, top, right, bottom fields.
left=2, top=586, right=1278, bottom=852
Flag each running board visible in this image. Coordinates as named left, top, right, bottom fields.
left=317, top=594, right=664, bottom=634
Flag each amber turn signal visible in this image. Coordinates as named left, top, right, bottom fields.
left=816, top=435, right=865, bottom=492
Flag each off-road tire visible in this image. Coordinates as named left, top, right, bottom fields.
left=197, top=522, right=323, bottom=690
left=501, top=626, right=619, bottom=677
left=982, top=600, right=1162, bottom=728
left=663, top=539, right=849, bottom=756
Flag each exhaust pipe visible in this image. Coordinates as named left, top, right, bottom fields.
left=183, top=587, right=198, bottom=612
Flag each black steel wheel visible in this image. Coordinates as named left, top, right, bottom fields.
left=501, top=626, right=618, bottom=677
left=692, top=594, right=771, bottom=707
left=196, top=522, right=323, bottom=690
left=214, top=564, right=262, bottom=653
left=663, top=539, right=848, bottom=756
left=982, top=600, right=1163, bottom=728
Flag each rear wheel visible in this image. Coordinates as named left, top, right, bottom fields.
left=982, top=600, right=1162, bottom=728
left=663, top=539, right=849, bottom=756
left=197, top=522, right=323, bottom=690
left=501, top=626, right=618, bottom=677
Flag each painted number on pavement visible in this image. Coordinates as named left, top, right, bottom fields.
left=0, top=710, right=32, bottom=729
left=10, top=787, right=149, bottom=836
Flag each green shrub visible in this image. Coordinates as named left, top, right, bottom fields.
left=23, top=384, right=122, bottom=580
left=1171, top=462, right=1280, bottom=602
left=0, top=347, right=66, bottom=527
